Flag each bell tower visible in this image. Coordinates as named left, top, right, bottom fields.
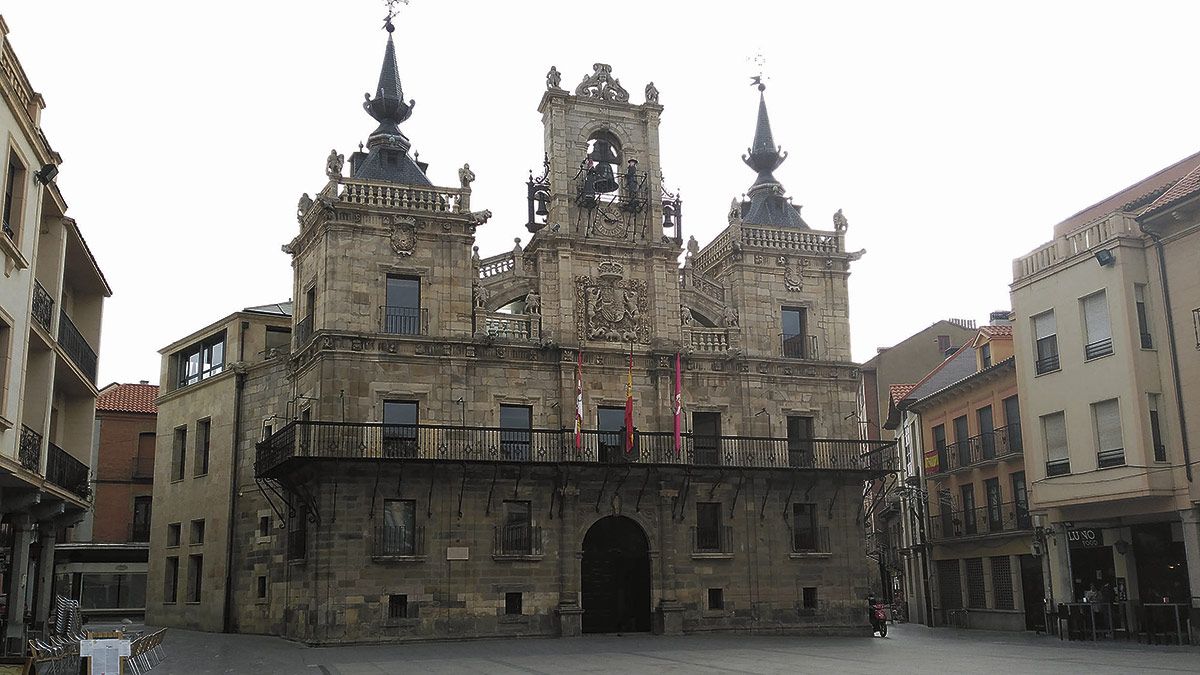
left=521, top=64, right=683, bottom=349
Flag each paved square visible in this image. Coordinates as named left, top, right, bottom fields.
left=147, top=624, right=1198, bottom=674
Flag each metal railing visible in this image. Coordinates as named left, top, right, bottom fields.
left=372, top=525, right=425, bottom=557
left=295, top=315, right=313, bottom=346
left=32, top=280, right=54, bottom=333
left=46, top=442, right=90, bottom=500
left=494, top=524, right=543, bottom=556
left=129, top=523, right=151, bottom=543
left=1046, top=458, right=1071, bottom=477
left=380, top=306, right=428, bottom=336
left=791, top=525, right=831, bottom=553
left=691, top=525, right=734, bottom=554
left=1097, top=448, right=1125, bottom=469
left=58, top=310, right=97, bottom=383
left=1084, top=337, right=1113, bottom=360
left=931, top=501, right=1031, bottom=540
left=1140, top=332, right=1154, bottom=349
left=782, top=334, right=818, bottom=359
left=1035, top=353, right=1059, bottom=375
left=19, top=424, right=42, bottom=472
left=255, top=421, right=897, bottom=477
left=929, top=426, right=1023, bottom=475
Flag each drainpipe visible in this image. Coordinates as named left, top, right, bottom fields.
left=1137, top=221, right=1193, bottom=482
left=223, top=320, right=249, bottom=632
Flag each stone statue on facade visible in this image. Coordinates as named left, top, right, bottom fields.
left=468, top=209, right=493, bottom=226
left=325, top=149, right=344, bottom=179
left=458, top=163, right=476, bottom=189
left=686, top=235, right=700, bottom=259
left=645, top=81, right=659, bottom=103
left=546, top=66, right=562, bottom=90
left=525, top=291, right=542, bottom=315
left=721, top=306, right=740, bottom=328
left=473, top=283, right=490, bottom=309
left=833, top=208, right=848, bottom=233
left=297, top=193, right=313, bottom=222
left=680, top=305, right=694, bottom=326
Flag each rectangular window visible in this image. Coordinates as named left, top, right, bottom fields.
left=131, top=497, right=151, bottom=543
left=171, top=426, right=187, bottom=481
left=1093, top=398, right=1124, bottom=468
left=287, top=507, right=307, bottom=561
left=190, top=519, right=205, bottom=545
left=977, top=405, right=995, bottom=460
left=692, top=411, right=721, bottom=466
left=195, top=418, right=210, bottom=476
left=933, top=424, right=947, bottom=471
left=960, top=484, right=977, bottom=535
left=505, top=592, right=523, bottom=616
left=953, top=415, right=970, bottom=468
left=135, top=432, right=155, bottom=478
left=781, top=307, right=808, bottom=358
left=382, top=400, right=418, bottom=458
left=500, top=500, right=532, bottom=555
left=965, top=558, right=985, bottom=609
left=499, top=404, right=532, bottom=461
left=2, top=154, right=26, bottom=242
left=389, top=594, right=408, bottom=619
left=1135, top=285, right=1153, bottom=349
left=707, top=588, right=724, bottom=611
left=1032, top=311, right=1059, bottom=374
left=298, top=286, right=315, bottom=345
left=597, top=406, right=627, bottom=462
left=258, top=515, right=271, bottom=538
left=1002, top=395, right=1022, bottom=452
left=792, top=503, right=818, bottom=552
left=1043, top=412, right=1069, bottom=476
left=186, top=555, right=202, bottom=603
left=384, top=275, right=422, bottom=335
left=802, top=587, right=818, bottom=610
left=381, top=499, right=416, bottom=555
left=991, top=556, right=1014, bottom=610
left=937, top=559, right=962, bottom=610
left=1011, top=472, right=1030, bottom=529
left=166, top=523, right=181, bottom=548
left=164, top=557, right=178, bottom=603
left=265, top=326, right=291, bottom=355
left=786, top=415, right=814, bottom=467
left=980, top=342, right=992, bottom=368
left=1082, top=291, right=1113, bottom=359
left=175, top=332, right=226, bottom=388
left=1149, top=394, right=1166, bottom=462
left=262, top=421, right=274, bottom=441
left=938, top=488, right=954, bottom=537
left=0, top=320, right=10, bottom=410
left=256, top=575, right=268, bottom=600
left=984, top=478, right=1002, bottom=532
left=696, top=502, right=722, bottom=552
left=79, top=573, right=147, bottom=611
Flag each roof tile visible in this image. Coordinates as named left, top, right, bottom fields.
left=97, top=383, right=159, bottom=414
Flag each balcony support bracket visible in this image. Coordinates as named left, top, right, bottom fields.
left=486, top=464, right=500, bottom=516
left=780, top=474, right=797, bottom=520
left=731, top=472, right=746, bottom=518
left=674, top=471, right=692, bottom=521
left=759, top=475, right=772, bottom=520
left=513, top=464, right=523, bottom=498
left=613, top=466, right=632, bottom=501
left=827, top=482, right=841, bottom=520
left=456, top=463, right=468, bottom=519
left=595, top=466, right=612, bottom=513
left=635, top=468, right=651, bottom=512
left=258, top=476, right=293, bottom=523
left=709, top=470, right=725, bottom=498
left=426, top=471, right=435, bottom=519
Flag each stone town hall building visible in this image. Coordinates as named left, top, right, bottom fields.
left=146, top=20, right=894, bottom=641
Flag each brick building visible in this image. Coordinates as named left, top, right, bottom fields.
left=146, top=19, right=895, bottom=641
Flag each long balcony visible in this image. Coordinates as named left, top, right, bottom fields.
left=46, top=442, right=91, bottom=501
left=931, top=501, right=1031, bottom=540
left=32, top=280, right=54, bottom=333
left=57, top=309, right=97, bottom=384
left=929, top=425, right=1022, bottom=476
left=782, top=334, right=819, bottom=360
left=255, top=421, right=896, bottom=478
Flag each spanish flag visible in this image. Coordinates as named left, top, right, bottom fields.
left=624, top=345, right=634, bottom=452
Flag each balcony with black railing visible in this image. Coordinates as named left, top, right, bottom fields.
left=930, top=501, right=1031, bottom=540
left=494, top=523, right=542, bottom=558
left=691, top=525, right=734, bottom=555
left=19, top=424, right=42, bottom=473
left=380, top=306, right=428, bottom=336
left=256, top=421, right=897, bottom=478
left=1084, top=337, right=1113, bottom=360
left=46, top=442, right=91, bottom=501
left=790, top=525, right=831, bottom=554
left=782, top=334, right=819, bottom=360
left=32, top=280, right=54, bottom=333
left=57, top=310, right=97, bottom=384
left=1035, top=353, right=1060, bottom=375
left=926, top=425, right=1023, bottom=476
left=372, top=524, right=425, bottom=559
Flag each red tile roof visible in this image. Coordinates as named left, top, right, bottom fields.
left=1139, top=162, right=1200, bottom=218
left=889, top=384, right=916, bottom=404
left=97, top=383, right=159, bottom=415
left=1052, top=150, right=1200, bottom=237
left=979, top=325, right=1013, bottom=338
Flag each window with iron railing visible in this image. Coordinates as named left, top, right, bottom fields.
left=1032, top=311, right=1059, bottom=374
left=384, top=275, right=423, bottom=335
left=1082, top=291, right=1113, bottom=360
left=781, top=307, right=808, bottom=359
left=1042, top=411, right=1070, bottom=476
left=499, top=500, right=533, bottom=555
left=1149, top=394, right=1166, bottom=462
left=1093, top=398, right=1124, bottom=468
left=31, top=280, right=53, bottom=333
left=377, top=500, right=419, bottom=556
left=696, top=502, right=722, bottom=552
left=287, top=507, right=307, bottom=561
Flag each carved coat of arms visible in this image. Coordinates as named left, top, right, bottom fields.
left=575, top=261, right=649, bottom=343
left=389, top=215, right=416, bottom=256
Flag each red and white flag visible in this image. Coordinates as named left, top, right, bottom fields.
left=574, top=349, right=584, bottom=451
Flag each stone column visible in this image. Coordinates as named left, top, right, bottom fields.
left=4, top=517, right=33, bottom=646
left=555, top=486, right=583, bottom=636
left=1179, top=506, right=1200, bottom=644
left=34, top=527, right=57, bottom=627
left=1010, top=554, right=1025, bottom=615
left=654, top=487, right=683, bottom=634
left=1046, top=526, right=1073, bottom=606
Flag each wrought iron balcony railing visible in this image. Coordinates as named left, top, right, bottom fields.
left=691, top=525, right=734, bottom=554
left=380, top=306, right=428, bottom=336
left=494, top=524, right=543, bottom=557
left=931, top=501, right=1031, bottom=540
left=926, top=425, right=1023, bottom=476
left=373, top=524, right=425, bottom=558
left=782, top=334, right=819, bottom=360
left=32, top=280, right=54, bottom=333
left=255, top=421, right=896, bottom=478
left=790, top=525, right=831, bottom=554
left=46, top=441, right=91, bottom=500
left=1084, top=337, right=1114, bottom=360
left=19, top=424, right=42, bottom=473
left=57, top=310, right=97, bottom=383
left=1035, top=352, right=1060, bottom=375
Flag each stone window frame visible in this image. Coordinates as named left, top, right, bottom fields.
left=378, top=261, right=430, bottom=332
left=382, top=589, right=420, bottom=627
left=776, top=298, right=818, bottom=358
left=1, top=140, right=30, bottom=253
left=255, top=510, right=273, bottom=545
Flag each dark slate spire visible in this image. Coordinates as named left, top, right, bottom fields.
left=352, top=18, right=431, bottom=186
left=739, top=81, right=807, bottom=229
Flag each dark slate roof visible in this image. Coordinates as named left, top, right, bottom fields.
left=351, top=147, right=431, bottom=185
left=243, top=301, right=293, bottom=317
left=351, top=28, right=431, bottom=186
left=739, top=89, right=807, bottom=229
left=906, top=345, right=979, bottom=408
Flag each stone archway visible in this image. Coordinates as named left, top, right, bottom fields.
left=581, top=515, right=652, bottom=633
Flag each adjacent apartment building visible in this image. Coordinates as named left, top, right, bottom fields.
left=0, top=15, right=109, bottom=652
left=146, top=18, right=896, bottom=642
left=1011, top=151, right=1200, bottom=641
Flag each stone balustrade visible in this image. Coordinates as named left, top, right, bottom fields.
left=477, top=252, right=515, bottom=279
left=692, top=225, right=843, bottom=272
left=1013, top=213, right=1139, bottom=281
left=684, top=326, right=729, bottom=353
left=340, top=180, right=466, bottom=214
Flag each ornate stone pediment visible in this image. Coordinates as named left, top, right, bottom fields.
left=575, top=63, right=630, bottom=103
left=575, top=262, right=648, bottom=344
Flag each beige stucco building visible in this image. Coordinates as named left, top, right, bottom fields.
left=1011, top=151, right=1200, bottom=640
left=0, top=15, right=109, bottom=652
left=146, top=19, right=895, bottom=642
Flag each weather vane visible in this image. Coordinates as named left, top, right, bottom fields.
left=749, top=51, right=768, bottom=91
left=383, top=0, right=409, bottom=32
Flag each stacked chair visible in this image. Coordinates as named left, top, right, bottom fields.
left=124, top=629, right=168, bottom=674
left=26, top=597, right=85, bottom=674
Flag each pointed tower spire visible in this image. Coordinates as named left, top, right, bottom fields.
left=739, top=80, right=807, bottom=229
left=363, top=20, right=415, bottom=141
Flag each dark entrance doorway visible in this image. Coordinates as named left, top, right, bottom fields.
left=1069, top=545, right=1115, bottom=602
left=1019, top=554, right=1046, bottom=631
left=581, top=516, right=651, bottom=633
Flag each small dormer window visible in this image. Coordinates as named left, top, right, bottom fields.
left=980, top=342, right=992, bottom=368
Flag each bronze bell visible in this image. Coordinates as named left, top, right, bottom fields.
left=588, top=140, right=619, bottom=194
left=662, top=202, right=675, bottom=228
left=534, top=190, right=549, bottom=216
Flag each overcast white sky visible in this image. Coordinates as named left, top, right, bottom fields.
left=5, top=1, right=1200, bottom=385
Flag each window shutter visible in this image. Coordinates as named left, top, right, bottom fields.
left=1083, top=293, right=1111, bottom=343
left=1033, top=312, right=1056, bottom=339
left=1093, top=399, right=1122, bottom=452
left=1043, top=413, right=1068, bottom=461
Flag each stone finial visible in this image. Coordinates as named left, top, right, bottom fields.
left=513, top=237, right=523, bottom=252
left=471, top=245, right=481, bottom=268
left=325, top=149, right=344, bottom=179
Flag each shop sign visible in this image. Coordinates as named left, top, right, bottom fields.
left=1067, top=528, right=1104, bottom=549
